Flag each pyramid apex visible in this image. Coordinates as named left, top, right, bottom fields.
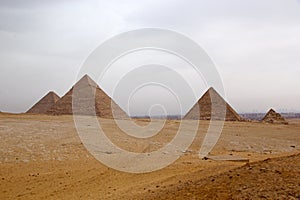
left=82, top=74, right=91, bottom=79
left=75, top=74, right=98, bottom=88
left=47, top=91, right=59, bottom=96
left=46, top=91, right=60, bottom=100
left=207, top=87, right=218, bottom=92
left=203, top=87, right=220, bottom=96
left=201, top=87, right=221, bottom=98
left=79, top=74, right=94, bottom=81
left=267, top=108, right=277, bottom=114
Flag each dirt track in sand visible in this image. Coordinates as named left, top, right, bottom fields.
left=0, top=113, right=299, bottom=199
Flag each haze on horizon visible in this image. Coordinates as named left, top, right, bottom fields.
left=0, top=0, right=300, bottom=115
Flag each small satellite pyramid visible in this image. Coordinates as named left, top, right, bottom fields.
left=26, top=91, right=60, bottom=114
left=261, top=109, right=288, bottom=124
left=184, top=87, right=241, bottom=121
left=47, top=75, right=128, bottom=118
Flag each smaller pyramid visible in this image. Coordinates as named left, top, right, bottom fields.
left=261, top=109, right=288, bottom=124
left=184, top=87, right=241, bottom=121
left=27, top=91, right=60, bottom=114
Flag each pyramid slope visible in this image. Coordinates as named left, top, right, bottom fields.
left=184, top=87, right=241, bottom=121
left=27, top=91, right=60, bottom=114
left=47, top=75, right=128, bottom=118
left=262, top=109, right=288, bottom=124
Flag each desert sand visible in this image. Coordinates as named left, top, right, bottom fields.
left=0, top=113, right=299, bottom=199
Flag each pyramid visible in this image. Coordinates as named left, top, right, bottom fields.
left=47, top=75, right=128, bottom=118
left=26, top=91, right=60, bottom=114
left=184, top=87, right=241, bottom=121
left=261, top=109, right=288, bottom=124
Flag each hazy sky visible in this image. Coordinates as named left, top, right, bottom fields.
left=0, top=0, right=300, bottom=114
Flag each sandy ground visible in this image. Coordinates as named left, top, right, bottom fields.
left=0, top=113, right=299, bottom=199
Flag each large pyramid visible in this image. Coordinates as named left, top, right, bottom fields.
left=184, top=87, right=241, bottom=121
left=26, top=91, right=60, bottom=114
left=47, top=75, right=128, bottom=118
left=261, top=109, right=288, bottom=124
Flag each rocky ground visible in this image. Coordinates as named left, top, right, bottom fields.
left=142, top=153, right=300, bottom=200
left=0, top=113, right=299, bottom=199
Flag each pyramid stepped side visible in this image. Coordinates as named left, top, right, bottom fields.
left=184, top=87, right=241, bottom=121
left=47, top=89, right=74, bottom=115
left=94, top=88, right=128, bottom=118
left=47, top=75, right=128, bottom=118
left=261, top=109, right=288, bottom=124
left=26, top=91, right=60, bottom=114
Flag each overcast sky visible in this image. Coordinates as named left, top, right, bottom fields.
left=0, top=0, right=300, bottom=114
